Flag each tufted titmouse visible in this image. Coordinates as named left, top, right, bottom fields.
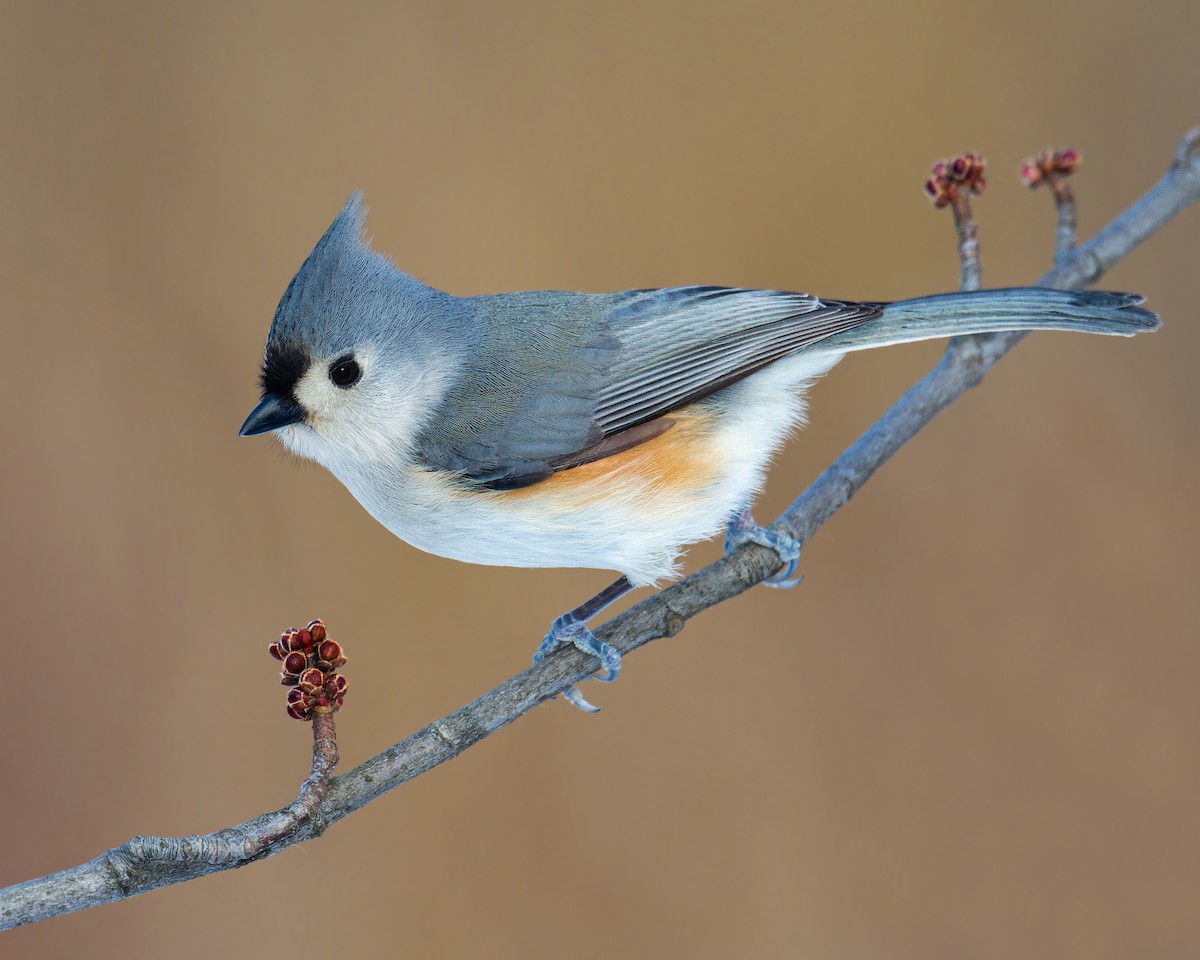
left=241, top=195, right=1158, bottom=710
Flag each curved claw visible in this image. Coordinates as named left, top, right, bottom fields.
left=763, top=556, right=803, bottom=589
left=562, top=685, right=601, bottom=713
left=590, top=639, right=621, bottom=682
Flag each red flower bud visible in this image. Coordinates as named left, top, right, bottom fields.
left=282, top=630, right=309, bottom=653
left=286, top=688, right=316, bottom=718
left=282, top=651, right=308, bottom=675
left=298, top=667, right=325, bottom=694
left=307, top=620, right=327, bottom=643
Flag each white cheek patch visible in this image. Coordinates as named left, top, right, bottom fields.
left=285, top=348, right=455, bottom=472
left=292, top=362, right=344, bottom=423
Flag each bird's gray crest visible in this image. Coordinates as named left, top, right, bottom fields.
left=265, top=192, right=383, bottom=355
left=314, top=192, right=371, bottom=263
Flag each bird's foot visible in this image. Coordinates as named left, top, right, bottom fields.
left=724, top=508, right=802, bottom=588
left=534, top=614, right=622, bottom=713
left=533, top=576, right=633, bottom=713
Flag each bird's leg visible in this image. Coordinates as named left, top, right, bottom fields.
left=724, top=506, right=802, bottom=588
left=534, top=575, right=634, bottom=713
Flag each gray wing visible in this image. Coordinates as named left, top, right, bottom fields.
left=417, top=286, right=883, bottom=490
left=593, top=286, right=882, bottom=434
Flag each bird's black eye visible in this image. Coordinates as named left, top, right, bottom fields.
left=328, top=356, right=361, bottom=388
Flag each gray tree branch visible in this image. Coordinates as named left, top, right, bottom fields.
left=3, top=127, right=1197, bottom=931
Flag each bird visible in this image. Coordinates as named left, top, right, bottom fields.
left=240, top=194, right=1159, bottom=710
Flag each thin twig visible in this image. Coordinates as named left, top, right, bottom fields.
left=1050, top=178, right=1077, bottom=266
left=950, top=193, right=982, bottom=291
left=241, top=710, right=340, bottom=852
left=1021, top=147, right=1083, bottom=267
left=925, top=151, right=986, bottom=290
left=2, top=128, right=1197, bottom=931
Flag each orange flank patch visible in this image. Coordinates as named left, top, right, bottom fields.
left=504, top=406, right=721, bottom=501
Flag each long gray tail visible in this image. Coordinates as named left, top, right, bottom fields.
left=826, top=288, right=1159, bottom=352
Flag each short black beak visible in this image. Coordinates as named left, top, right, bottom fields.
left=239, top=393, right=305, bottom=436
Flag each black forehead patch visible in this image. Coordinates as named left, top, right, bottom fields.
left=260, top=341, right=311, bottom=398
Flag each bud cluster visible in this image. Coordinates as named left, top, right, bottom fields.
left=924, top=151, right=987, bottom=207
left=1019, top=147, right=1081, bottom=188
left=268, top=619, right=348, bottom=720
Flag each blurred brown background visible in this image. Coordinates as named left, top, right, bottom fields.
left=2, top=1, right=1197, bottom=956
